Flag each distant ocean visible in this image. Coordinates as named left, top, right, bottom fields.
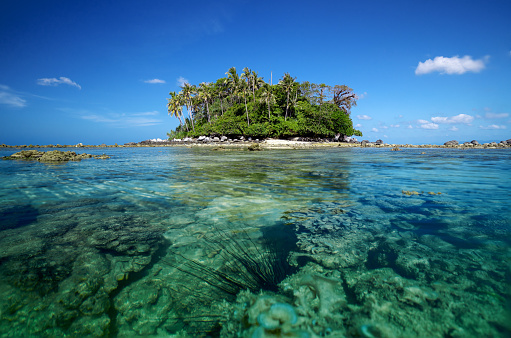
left=0, top=147, right=510, bottom=337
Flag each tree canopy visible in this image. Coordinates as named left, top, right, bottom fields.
left=167, top=67, right=362, bottom=139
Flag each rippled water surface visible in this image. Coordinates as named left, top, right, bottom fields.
left=0, top=147, right=510, bottom=337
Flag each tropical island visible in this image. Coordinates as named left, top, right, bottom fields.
left=166, top=67, right=362, bottom=140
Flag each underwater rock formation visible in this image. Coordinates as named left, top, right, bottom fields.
left=283, top=199, right=511, bottom=337
left=0, top=198, right=166, bottom=336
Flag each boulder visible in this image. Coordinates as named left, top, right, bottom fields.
left=444, top=140, right=459, bottom=147
left=506, top=139, right=511, bottom=145
left=220, top=136, right=228, bottom=142
left=470, top=140, right=479, bottom=145
left=375, top=139, right=383, bottom=145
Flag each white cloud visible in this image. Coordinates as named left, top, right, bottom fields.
left=449, top=126, right=459, bottom=131
left=144, top=79, right=166, bottom=84
left=0, top=85, right=27, bottom=107
left=431, top=114, right=474, bottom=124
left=420, top=123, right=439, bottom=130
left=355, top=124, right=362, bottom=128
left=418, top=119, right=439, bottom=129
left=390, top=124, right=400, bottom=128
left=407, top=125, right=413, bottom=129
left=485, top=112, right=509, bottom=119
left=177, top=76, right=189, bottom=87
left=357, top=114, right=372, bottom=120
left=37, top=77, right=81, bottom=89
left=371, top=128, right=379, bottom=132
left=415, top=55, right=488, bottom=75
left=480, top=124, right=506, bottom=130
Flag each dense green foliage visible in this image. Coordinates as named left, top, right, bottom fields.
left=167, top=67, right=362, bottom=139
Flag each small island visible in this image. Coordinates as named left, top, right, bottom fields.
left=167, top=67, right=362, bottom=140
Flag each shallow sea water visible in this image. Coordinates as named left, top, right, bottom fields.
left=0, top=147, right=510, bottom=337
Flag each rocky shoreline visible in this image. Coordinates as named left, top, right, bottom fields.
left=1, top=137, right=510, bottom=150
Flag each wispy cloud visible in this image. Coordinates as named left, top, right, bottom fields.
left=415, top=55, right=488, bottom=75
left=177, top=76, right=189, bottom=87
left=449, top=126, right=459, bottom=131
left=485, top=112, right=509, bottom=119
left=144, top=79, right=166, bottom=84
left=371, top=128, right=379, bottom=132
left=356, top=92, right=367, bottom=99
left=431, top=114, right=474, bottom=124
left=37, top=77, right=82, bottom=89
left=357, top=114, right=372, bottom=120
left=0, top=85, right=27, bottom=107
left=79, top=111, right=162, bottom=127
left=131, top=111, right=159, bottom=116
left=480, top=124, right=506, bottom=130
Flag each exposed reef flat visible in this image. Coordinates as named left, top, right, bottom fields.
left=2, top=150, right=110, bottom=162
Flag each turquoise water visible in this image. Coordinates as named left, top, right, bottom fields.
left=0, top=147, right=510, bottom=337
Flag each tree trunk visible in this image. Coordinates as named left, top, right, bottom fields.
left=206, top=101, right=211, bottom=124
left=244, top=96, right=250, bottom=127
left=285, top=92, right=290, bottom=121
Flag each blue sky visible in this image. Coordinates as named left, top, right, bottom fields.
left=1, top=0, right=510, bottom=145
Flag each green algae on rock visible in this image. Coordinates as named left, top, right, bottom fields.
left=2, top=150, right=110, bottom=162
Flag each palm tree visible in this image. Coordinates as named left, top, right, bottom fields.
left=279, top=73, right=296, bottom=121
left=251, top=70, right=265, bottom=102
left=225, top=67, right=240, bottom=103
left=167, top=91, right=186, bottom=131
left=198, top=82, right=213, bottom=124
left=181, top=82, right=196, bottom=132
left=259, top=84, right=276, bottom=120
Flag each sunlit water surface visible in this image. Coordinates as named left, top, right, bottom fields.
left=0, top=147, right=510, bottom=337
